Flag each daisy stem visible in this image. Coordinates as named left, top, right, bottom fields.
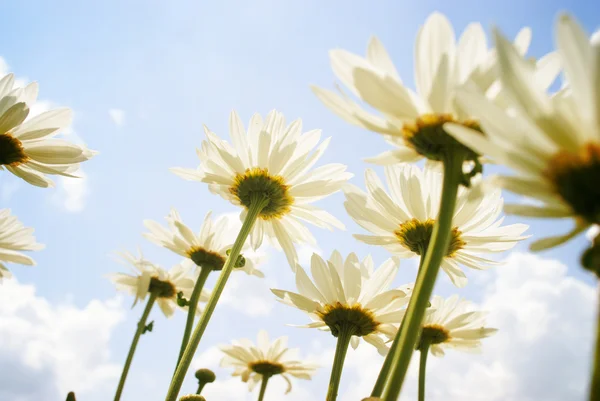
left=114, top=293, right=157, bottom=401
left=381, top=151, right=465, bottom=401
left=175, top=265, right=212, bottom=370
left=418, top=342, right=430, bottom=401
left=196, top=382, right=206, bottom=395
left=327, top=325, right=357, bottom=401
left=165, top=195, right=269, bottom=401
left=590, top=285, right=600, bottom=401
left=371, top=256, right=426, bottom=397
left=257, top=374, right=271, bottom=401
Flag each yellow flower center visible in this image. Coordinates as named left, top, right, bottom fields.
left=420, top=324, right=451, bottom=346
left=229, top=167, right=294, bottom=220
left=187, top=246, right=226, bottom=271
left=544, top=142, right=600, bottom=224
left=0, top=133, right=28, bottom=166
left=149, top=276, right=177, bottom=299
left=394, top=218, right=465, bottom=257
left=249, top=361, right=286, bottom=376
left=316, top=302, right=380, bottom=337
left=402, top=114, right=482, bottom=162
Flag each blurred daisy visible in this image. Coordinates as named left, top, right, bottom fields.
left=312, top=12, right=539, bottom=165
left=220, top=330, right=317, bottom=394
left=0, top=209, right=44, bottom=281
left=417, top=295, right=497, bottom=357
left=272, top=251, right=411, bottom=355
left=171, top=110, right=351, bottom=268
left=344, top=164, right=528, bottom=287
left=109, top=250, right=195, bottom=317
left=143, top=209, right=263, bottom=277
left=447, top=15, right=600, bottom=250
left=0, top=74, right=96, bottom=187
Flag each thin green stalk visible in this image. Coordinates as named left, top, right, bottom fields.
left=257, top=374, right=271, bottom=401
left=114, top=293, right=157, bottom=401
left=196, top=382, right=206, bottom=395
left=589, top=284, right=600, bottom=401
left=165, top=195, right=269, bottom=401
left=327, top=325, right=357, bottom=401
left=175, top=265, right=211, bottom=369
left=418, top=343, right=430, bottom=401
left=382, top=152, right=464, bottom=401
left=371, top=256, right=426, bottom=397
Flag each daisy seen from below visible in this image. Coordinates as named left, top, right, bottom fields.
left=110, top=251, right=195, bottom=401
left=171, top=109, right=351, bottom=268
left=413, top=295, right=497, bottom=401
left=272, top=251, right=411, bottom=401
left=446, top=15, right=600, bottom=251
left=220, top=330, right=318, bottom=400
left=344, top=163, right=528, bottom=288
left=0, top=73, right=96, bottom=187
left=0, top=209, right=44, bottom=282
left=312, top=12, right=535, bottom=165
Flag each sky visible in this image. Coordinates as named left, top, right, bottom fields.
left=0, top=0, right=599, bottom=400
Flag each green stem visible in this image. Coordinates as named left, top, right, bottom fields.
left=371, top=256, right=426, bottom=397
left=165, top=195, right=269, bottom=401
left=382, top=152, right=464, bottom=401
left=257, top=374, right=271, bottom=401
left=590, top=284, right=600, bottom=401
left=326, top=325, right=356, bottom=401
left=114, top=293, right=157, bottom=401
left=175, top=265, right=211, bottom=370
left=418, top=343, right=430, bottom=401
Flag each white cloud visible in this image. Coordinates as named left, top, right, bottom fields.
left=0, top=280, right=125, bottom=400
left=109, top=109, right=125, bottom=127
left=332, top=252, right=596, bottom=401
left=297, top=244, right=322, bottom=267
left=219, top=273, right=276, bottom=317
left=592, top=29, right=600, bottom=46
left=52, top=171, right=90, bottom=213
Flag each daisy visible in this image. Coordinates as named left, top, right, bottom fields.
left=109, top=250, right=195, bottom=317
left=0, top=209, right=44, bottom=281
left=344, top=164, right=528, bottom=287
left=272, top=251, right=411, bottom=355
left=416, top=295, right=497, bottom=356
left=143, top=209, right=263, bottom=277
left=0, top=73, right=96, bottom=187
left=447, top=15, right=600, bottom=250
left=312, top=13, right=558, bottom=166
left=220, top=330, right=317, bottom=396
left=170, top=110, right=351, bottom=268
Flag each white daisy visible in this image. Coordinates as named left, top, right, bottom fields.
left=417, top=295, right=497, bottom=357
left=143, top=209, right=263, bottom=277
left=0, top=74, right=96, bottom=187
left=0, top=209, right=44, bottom=281
left=272, top=251, right=411, bottom=355
left=109, top=251, right=195, bottom=317
left=344, top=164, right=528, bottom=287
left=171, top=110, right=351, bottom=268
left=311, top=12, right=545, bottom=166
left=447, top=15, right=600, bottom=250
left=220, top=330, right=317, bottom=394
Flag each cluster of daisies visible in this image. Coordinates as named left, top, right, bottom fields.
left=2, top=9, right=598, bottom=401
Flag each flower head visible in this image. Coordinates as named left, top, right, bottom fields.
left=0, top=74, right=96, bottom=187
left=312, top=12, right=534, bottom=164
left=272, top=251, right=411, bottom=355
left=171, top=110, right=351, bottom=268
left=344, top=164, right=528, bottom=287
left=446, top=15, right=600, bottom=250
left=109, top=250, right=195, bottom=317
left=0, top=209, right=44, bottom=282
left=220, top=330, right=317, bottom=394
left=144, top=209, right=263, bottom=277
left=416, top=295, right=497, bottom=357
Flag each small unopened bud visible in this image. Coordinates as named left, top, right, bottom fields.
left=66, top=392, right=76, bottom=401
left=195, top=368, right=216, bottom=383
left=179, top=395, right=206, bottom=401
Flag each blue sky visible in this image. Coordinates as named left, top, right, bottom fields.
left=1, top=1, right=599, bottom=400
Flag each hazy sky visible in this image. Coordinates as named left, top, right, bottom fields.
left=1, top=1, right=599, bottom=400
